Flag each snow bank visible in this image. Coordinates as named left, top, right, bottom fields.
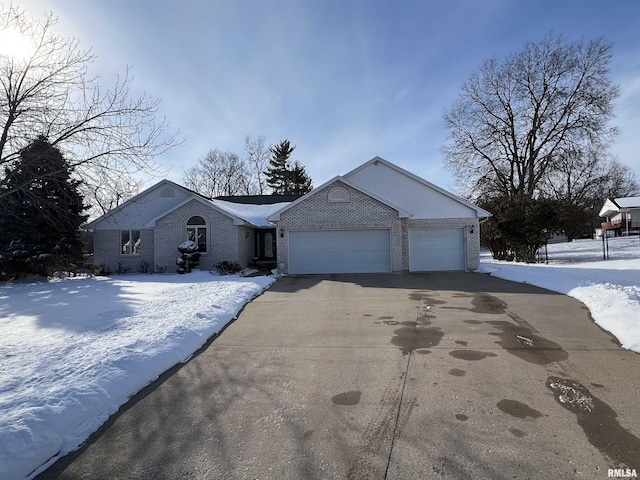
left=478, top=237, right=640, bottom=353
left=0, top=271, right=275, bottom=480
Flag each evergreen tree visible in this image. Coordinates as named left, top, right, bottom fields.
left=264, top=140, right=313, bottom=195
left=288, top=161, right=313, bottom=194
left=0, top=136, right=87, bottom=278
left=265, top=140, right=295, bottom=194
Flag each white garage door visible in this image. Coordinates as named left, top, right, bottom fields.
left=289, top=230, right=391, bottom=274
left=409, top=228, right=466, bottom=271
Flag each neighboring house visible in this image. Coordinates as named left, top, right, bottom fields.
left=599, top=197, right=640, bottom=236
left=88, top=157, right=491, bottom=274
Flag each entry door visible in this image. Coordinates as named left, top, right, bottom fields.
left=256, top=229, right=277, bottom=261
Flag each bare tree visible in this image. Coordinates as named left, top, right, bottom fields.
left=182, top=149, right=250, bottom=198
left=90, top=171, right=143, bottom=216
left=0, top=6, right=181, bottom=214
left=542, top=146, right=608, bottom=209
left=443, top=33, right=619, bottom=199
left=244, top=135, right=270, bottom=194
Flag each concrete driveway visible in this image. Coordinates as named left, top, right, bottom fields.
left=38, top=273, right=640, bottom=479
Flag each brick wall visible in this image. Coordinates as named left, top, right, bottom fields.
left=237, top=226, right=255, bottom=268
left=276, top=180, right=404, bottom=273
left=93, top=229, right=155, bottom=274
left=154, top=199, right=242, bottom=273
left=273, top=179, right=483, bottom=273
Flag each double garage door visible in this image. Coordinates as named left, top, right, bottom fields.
left=289, top=230, right=391, bottom=274
left=288, top=228, right=466, bottom=274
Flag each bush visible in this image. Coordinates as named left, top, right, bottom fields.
left=93, top=263, right=111, bottom=276
left=117, top=262, right=131, bottom=275
left=479, top=194, right=561, bottom=263
left=215, top=260, right=242, bottom=275
left=138, top=260, right=151, bottom=273
left=176, top=241, right=200, bottom=274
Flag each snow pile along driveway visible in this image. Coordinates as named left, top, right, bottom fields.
left=0, top=271, right=275, bottom=480
left=478, top=237, right=640, bottom=353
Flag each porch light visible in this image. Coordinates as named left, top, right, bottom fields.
left=279, top=228, right=284, bottom=238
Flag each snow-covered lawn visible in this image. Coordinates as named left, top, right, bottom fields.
left=1, top=237, right=638, bottom=480
left=478, top=236, right=640, bottom=353
left=0, top=271, right=275, bottom=480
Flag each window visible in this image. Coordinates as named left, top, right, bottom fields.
left=121, top=230, right=141, bottom=255
left=264, top=232, right=274, bottom=258
left=187, top=216, right=207, bottom=252
left=328, top=186, right=350, bottom=203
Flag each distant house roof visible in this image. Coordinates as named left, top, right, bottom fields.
left=214, top=194, right=304, bottom=205
left=599, top=196, right=640, bottom=218
left=614, top=196, right=640, bottom=209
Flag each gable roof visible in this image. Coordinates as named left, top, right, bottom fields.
left=599, top=196, right=640, bottom=217
left=344, top=156, right=491, bottom=218
left=146, top=195, right=248, bottom=227
left=87, top=179, right=296, bottom=229
left=86, top=179, right=204, bottom=229
left=267, top=175, right=413, bottom=222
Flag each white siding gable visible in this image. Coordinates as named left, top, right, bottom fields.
left=91, top=183, right=192, bottom=230
left=346, top=161, right=475, bottom=219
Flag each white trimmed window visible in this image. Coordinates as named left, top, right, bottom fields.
left=121, top=230, right=141, bottom=255
left=187, top=216, right=207, bottom=252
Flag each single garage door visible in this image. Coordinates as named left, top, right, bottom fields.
left=289, top=230, right=391, bottom=274
left=409, top=228, right=466, bottom=271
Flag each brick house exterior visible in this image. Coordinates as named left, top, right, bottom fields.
left=88, top=158, right=490, bottom=275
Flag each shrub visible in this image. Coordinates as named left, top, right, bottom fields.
left=138, top=260, right=151, bottom=273
left=215, top=260, right=242, bottom=275
left=117, top=262, right=131, bottom=275
left=176, top=241, right=200, bottom=274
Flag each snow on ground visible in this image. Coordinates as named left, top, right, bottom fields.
left=0, top=271, right=275, bottom=480
left=478, top=236, right=640, bottom=353
left=1, top=237, right=638, bottom=480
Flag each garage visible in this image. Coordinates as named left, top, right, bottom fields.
left=409, top=228, right=466, bottom=271
left=289, top=229, right=391, bottom=274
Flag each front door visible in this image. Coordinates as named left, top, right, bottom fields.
left=256, top=229, right=277, bottom=262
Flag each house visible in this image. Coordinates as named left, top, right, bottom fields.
left=88, top=157, right=491, bottom=274
left=87, top=181, right=293, bottom=273
left=599, top=197, right=640, bottom=236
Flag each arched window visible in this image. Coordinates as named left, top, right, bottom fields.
left=328, top=186, right=350, bottom=203
left=187, top=216, right=207, bottom=252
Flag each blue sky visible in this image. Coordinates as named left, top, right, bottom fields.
left=16, top=0, right=640, bottom=192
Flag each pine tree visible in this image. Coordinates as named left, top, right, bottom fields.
left=265, top=140, right=295, bottom=194
left=288, top=161, right=313, bottom=194
left=0, top=136, right=87, bottom=278
left=264, top=140, right=313, bottom=195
